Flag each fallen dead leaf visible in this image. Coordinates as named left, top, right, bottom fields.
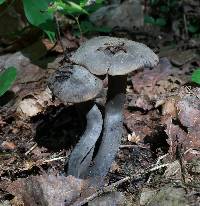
left=128, top=132, right=141, bottom=143
left=162, top=97, right=178, bottom=117
left=88, top=192, right=125, bottom=206
left=161, top=86, right=200, bottom=161
left=16, top=88, right=53, bottom=119
left=171, top=50, right=196, bottom=66
left=124, top=110, right=160, bottom=144
left=6, top=175, right=89, bottom=206
left=131, top=57, right=184, bottom=110
left=1, top=141, right=16, bottom=151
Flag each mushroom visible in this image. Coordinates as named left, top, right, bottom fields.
left=48, top=64, right=103, bottom=104
left=48, top=64, right=103, bottom=178
left=70, top=36, right=159, bottom=180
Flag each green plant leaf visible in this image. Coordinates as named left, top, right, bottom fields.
left=188, top=24, right=199, bottom=33
left=169, top=0, right=178, bottom=7
left=0, top=0, right=6, bottom=5
left=68, top=1, right=88, bottom=14
left=80, top=0, right=88, bottom=7
left=155, top=18, right=167, bottom=27
left=150, top=0, right=159, bottom=6
left=160, top=5, right=169, bottom=13
left=48, top=0, right=88, bottom=15
left=144, top=16, right=167, bottom=27
left=191, top=69, right=200, bottom=84
left=144, top=15, right=155, bottom=24
left=22, top=0, right=56, bottom=41
left=0, top=67, right=17, bottom=97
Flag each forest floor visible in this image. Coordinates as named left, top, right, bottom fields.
left=0, top=3, right=200, bottom=206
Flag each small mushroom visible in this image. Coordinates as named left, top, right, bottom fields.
left=70, top=36, right=159, bottom=180
left=48, top=64, right=103, bottom=104
left=48, top=64, right=103, bottom=178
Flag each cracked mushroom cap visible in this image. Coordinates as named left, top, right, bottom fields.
left=70, top=36, right=159, bottom=76
left=48, top=65, right=103, bottom=103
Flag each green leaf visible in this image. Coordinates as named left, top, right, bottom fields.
left=144, top=16, right=166, bottom=27
left=144, top=15, right=155, bottom=24
left=80, top=0, right=88, bottom=7
left=188, top=24, right=199, bottom=33
left=68, top=1, right=88, bottom=14
left=191, top=68, right=200, bottom=84
left=48, top=0, right=88, bottom=15
left=160, top=5, right=169, bottom=13
left=150, top=0, right=159, bottom=6
left=0, top=67, right=17, bottom=97
left=155, top=18, right=167, bottom=27
left=0, top=0, right=6, bottom=5
left=22, top=0, right=56, bottom=41
left=169, top=0, right=178, bottom=7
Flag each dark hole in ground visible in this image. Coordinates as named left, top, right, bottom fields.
left=127, top=106, right=149, bottom=114
left=172, top=118, right=188, bottom=133
left=0, top=91, right=15, bottom=107
left=0, top=190, right=14, bottom=202
left=144, top=125, right=169, bottom=156
left=33, top=104, right=86, bottom=152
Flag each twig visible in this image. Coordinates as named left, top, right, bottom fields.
left=155, top=154, right=168, bottom=165
left=25, top=143, right=38, bottom=155
left=119, top=144, right=136, bottom=149
left=176, top=143, right=187, bottom=185
left=74, top=16, right=83, bottom=39
left=55, top=16, right=66, bottom=58
left=43, top=156, right=66, bottom=163
left=119, top=144, right=149, bottom=149
left=71, top=176, right=130, bottom=206
left=149, top=163, right=169, bottom=172
left=184, top=148, right=200, bottom=156
left=185, top=86, right=200, bottom=100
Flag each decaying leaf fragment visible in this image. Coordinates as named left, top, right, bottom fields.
left=16, top=88, right=53, bottom=119
left=6, top=175, right=90, bottom=206
left=162, top=87, right=200, bottom=160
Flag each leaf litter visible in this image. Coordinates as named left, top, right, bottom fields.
left=0, top=7, right=200, bottom=206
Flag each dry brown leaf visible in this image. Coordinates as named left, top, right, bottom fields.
left=16, top=88, right=53, bottom=119
left=6, top=175, right=90, bottom=206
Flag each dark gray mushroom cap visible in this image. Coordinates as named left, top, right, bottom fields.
left=70, top=36, right=159, bottom=76
left=48, top=65, right=103, bottom=103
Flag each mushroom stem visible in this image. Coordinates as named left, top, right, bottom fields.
left=67, top=104, right=103, bottom=178
left=86, top=75, right=126, bottom=181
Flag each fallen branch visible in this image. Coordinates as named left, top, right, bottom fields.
left=71, top=176, right=130, bottom=206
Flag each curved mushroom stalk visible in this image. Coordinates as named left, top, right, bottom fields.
left=67, top=104, right=103, bottom=178
left=86, top=93, right=125, bottom=180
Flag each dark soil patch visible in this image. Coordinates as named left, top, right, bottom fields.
left=33, top=104, right=86, bottom=151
